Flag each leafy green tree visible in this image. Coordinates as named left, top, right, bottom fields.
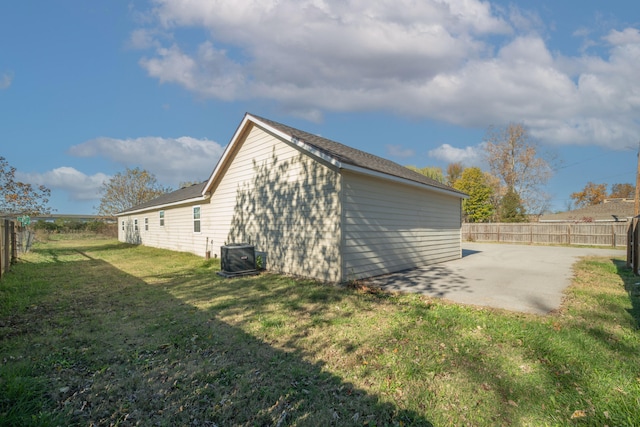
left=97, top=167, right=171, bottom=216
left=0, top=156, right=51, bottom=216
left=500, top=187, right=527, bottom=222
left=405, top=165, right=445, bottom=183
left=454, top=167, right=494, bottom=222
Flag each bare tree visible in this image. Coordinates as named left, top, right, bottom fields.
left=0, top=156, right=51, bottom=216
left=483, top=123, right=553, bottom=216
left=445, top=162, right=464, bottom=187
left=97, top=168, right=172, bottom=216
left=609, top=183, right=635, bottom=199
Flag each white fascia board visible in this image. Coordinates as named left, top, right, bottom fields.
left=202, top=115, right=253, bottom=195
left=203, top=113, right=336, bottom=195
left=342, top=164, right=468, bottom=199
left=248, top=115, right=343, bottom=169
left=117, top=195, right=209, bottom=217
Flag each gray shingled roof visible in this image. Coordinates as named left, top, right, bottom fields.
left=119, top=181, right=207, bottom=214
left=251, top=114, right=465, bottom=196
left=539, top=199, right=635, bottom=222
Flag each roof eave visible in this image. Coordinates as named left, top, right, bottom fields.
left=342, top=163, right=468, bottom=199
left=117, top=195, right=210, bottom=217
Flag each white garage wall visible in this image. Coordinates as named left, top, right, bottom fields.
left=342, top=170, right=462, bottom=280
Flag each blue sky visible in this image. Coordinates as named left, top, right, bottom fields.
left=1, top=0, right=638, bottom=215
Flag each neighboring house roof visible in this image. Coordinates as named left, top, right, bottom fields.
left=119, top=181, right=208, bottom=215
left=539, top=199, right=635, bottom=222
left=119, top=113, right=466, bottom=215
left=203, top=113, right=466, bottom=198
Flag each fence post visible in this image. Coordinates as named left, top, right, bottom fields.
left=633, top=218, right=640, bottom=276
left=530, top=224, right=533, bottom=244
left=0, top=220, right=3, bottom=279
left=10, top=222, right=17, bottom=264
left=627, top=219, right=635, bottom=268
left=2, top=220, right=10, bottom=277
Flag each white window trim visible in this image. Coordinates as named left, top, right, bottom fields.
left=193, top=206, right=201, bottom=234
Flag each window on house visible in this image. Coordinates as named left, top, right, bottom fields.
left=159, top=210, right=165, bottom=226
left=193, top=206, right=201, bottom=233
left=134, top=219, right=138, bottom=231
left=121, top=220, right=124, bottom=231
left=144, top=217, right=148, bottom=231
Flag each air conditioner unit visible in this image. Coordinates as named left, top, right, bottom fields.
left=219, top=243, right=258, bottom=277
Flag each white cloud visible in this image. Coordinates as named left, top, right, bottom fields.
left=17, top=167, right=109, bottom=201
left=603, top=28, right=640, bottom=46
left=428, top=143, right=484, bottom=164
left=0, top=72, right=13, bottom=89
left=136, top=0, right=511, bottom=105
left=16, top=134, right=225, bottom=205
left=140, top=42, right=245, bottom=100
left=68, top=135, right=225, bottom=185
left=128, top=28, right=162, bottom=49
left=385, top=144, right=415, bottom=158
left=133, top=0, right=640, bottom=149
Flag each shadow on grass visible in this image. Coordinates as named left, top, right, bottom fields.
left=28, top=241, right=136, bottom=263
left=1, top=243, right=434, bottom=426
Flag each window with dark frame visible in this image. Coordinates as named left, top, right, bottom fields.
left=144, top=217, right=148, bottom=231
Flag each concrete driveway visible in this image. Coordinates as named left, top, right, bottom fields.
left=364, top=243, right=625, bottom=315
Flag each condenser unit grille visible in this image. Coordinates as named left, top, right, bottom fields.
left=220, top=244, right=256, bottom=273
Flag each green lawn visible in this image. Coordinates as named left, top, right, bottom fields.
left=1, top=235, right=639, bottom=426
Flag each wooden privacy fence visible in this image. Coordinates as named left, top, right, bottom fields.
left=463, top=222, right=628, bottom=248
left=0, top=219, right=17, bottom=279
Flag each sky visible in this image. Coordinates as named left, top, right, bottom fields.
left=1, top=0, right=639, bottom=215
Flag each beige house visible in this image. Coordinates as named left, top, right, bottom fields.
left=117, top=113, right=467, bottom=282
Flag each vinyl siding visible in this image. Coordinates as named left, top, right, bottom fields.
left=342, top=170, right=461, bottom=280
left=118, top=200, right=211, bottom=256
left=208, top=124, right=342, bottom=282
